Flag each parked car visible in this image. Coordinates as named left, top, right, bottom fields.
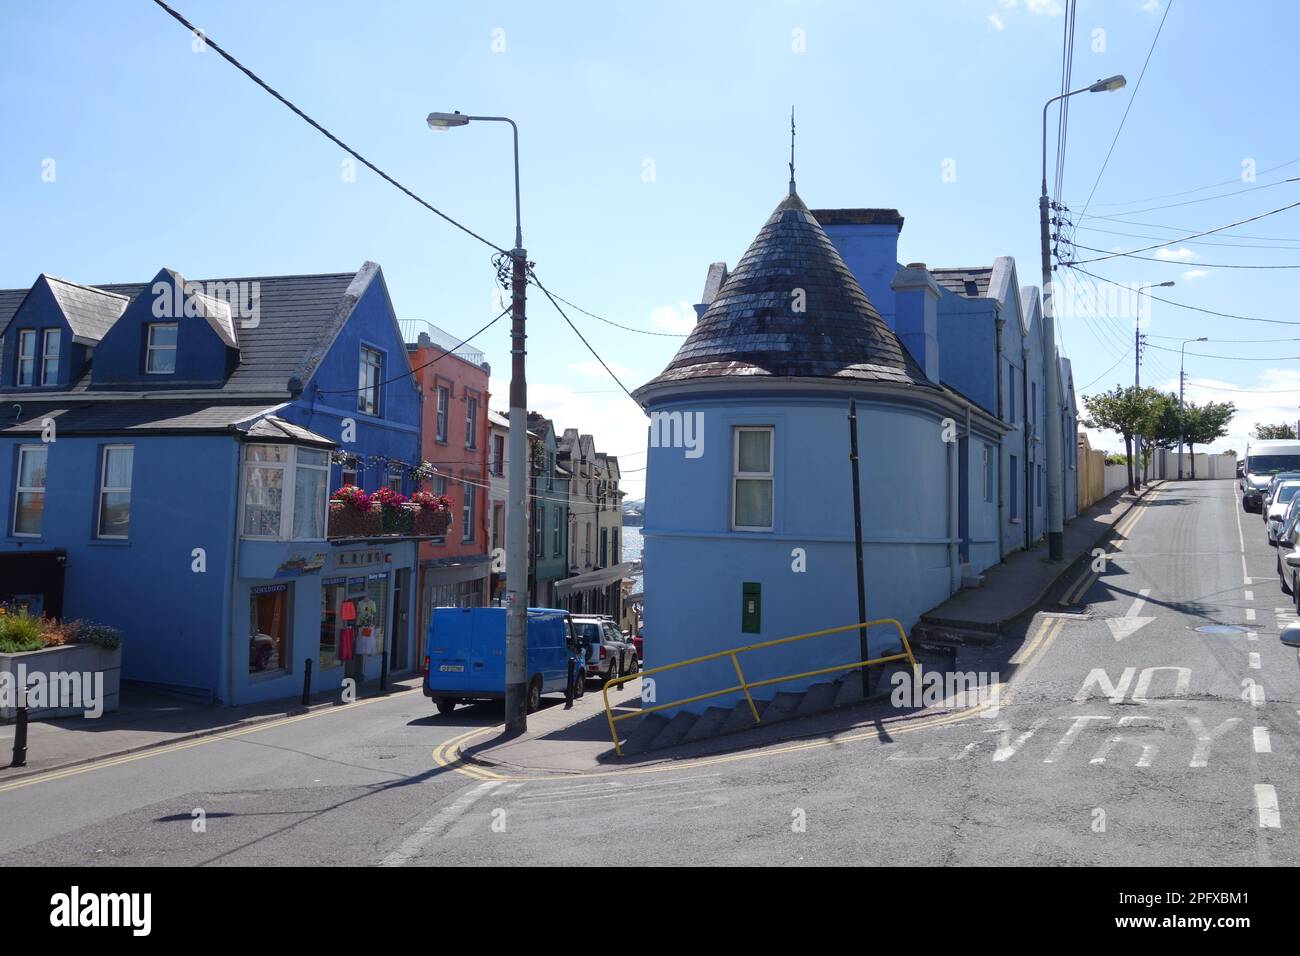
left=423, top=607, right=585, bottom=715
left=627, top=629, right=643, bottom=661
left=1265, top=480, right=1300, bottom=544
left=1276, top=501, right=1300, bottom=597
left=572, top=615, right=637, bottom=685
left=1240, top=440, right=1300, bottom=512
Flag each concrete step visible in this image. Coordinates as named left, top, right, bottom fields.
left=620, top=713, right=670, bottom=755
left=833, top=672, right=873, bottom=708
left=794, top=680, right=840, bottom=718
left=682, top=706, right=732, bottom=744
left=719, top=697, right=766, bottom=735
left=757, top=691, right=803, bottom=724
left=648, top=710, right=699, bottom=750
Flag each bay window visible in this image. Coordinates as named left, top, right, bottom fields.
left=241, top=444, right=329, bottom=539
left=732, top=426, right=774, bottom=531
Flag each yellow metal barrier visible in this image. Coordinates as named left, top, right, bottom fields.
left=601, top=618, right=918, bottom=757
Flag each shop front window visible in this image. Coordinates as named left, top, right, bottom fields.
left=249, top=584, right=291, bottom=674
left=355, top=573, right=389, bottom=658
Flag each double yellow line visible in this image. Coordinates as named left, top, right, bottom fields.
left=432, top=613, right=1069, bottom=782
left=1059, top=488, right=1158, bottom=606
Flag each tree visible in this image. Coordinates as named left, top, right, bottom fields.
left=1183, top=400, right=1237, bottom=478
left=1082, top=385, right=1164, bottom=494
left=1139, top=392, right=1182, bottom=482
left=1252, top=422, right=1297, bottom=441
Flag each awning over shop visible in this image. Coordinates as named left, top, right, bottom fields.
left=553, top=561, right=640, bottom=597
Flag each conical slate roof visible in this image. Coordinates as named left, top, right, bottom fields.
left=639, top=191, right=931, bottom=391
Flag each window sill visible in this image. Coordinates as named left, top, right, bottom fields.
left=88, top=539, right=131, bottom=547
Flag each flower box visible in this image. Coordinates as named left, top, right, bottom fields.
left=328, top=500, right=383, bottom=538
left=413, top=506, right=452, bottom=537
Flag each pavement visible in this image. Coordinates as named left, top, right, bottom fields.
left=920, top=482, right=1160, bottom=634
left=0, top=675, right=424, bottom=782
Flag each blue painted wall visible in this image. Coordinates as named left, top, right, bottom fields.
left=0, top=434, right=238, bottom=697
left=642, top=391, right=970, bottom=716
left=0, top=277, right=89, bottom=391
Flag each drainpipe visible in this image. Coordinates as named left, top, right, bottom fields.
left=994, top=313, right=1005, bottom=559
left=948, top=419, right=961, bottom=594
left=227, top=437, right=243, bottom=707
left=1022, top=345, right=1031, bottom=551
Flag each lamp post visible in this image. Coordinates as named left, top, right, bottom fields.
left=1133, top=280, right=1174, bottom=486
left=1041, top=74, right=1126, bottom=559
left=428, top=110, right=530, bottom=733
left=1179, top=334, right=1207, bottom=479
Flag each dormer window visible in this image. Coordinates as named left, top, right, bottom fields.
left=359, top=346, right=382, bottom=415
left=146, top=322, right=177, bottom=374
left=41, top=330, right=60, bottom=385
left=16, top=330, right=36, bottom=386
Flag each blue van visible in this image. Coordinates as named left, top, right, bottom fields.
left=423, top=607, right=587, bottom=715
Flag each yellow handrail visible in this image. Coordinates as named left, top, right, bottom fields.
left=601, top=618, right=918, bottom=756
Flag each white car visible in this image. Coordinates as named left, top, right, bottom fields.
left=572, top=616, right=638, bottom=685
left=1265, top=479, right=1300, bottom=544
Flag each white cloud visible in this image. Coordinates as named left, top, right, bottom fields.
left=999, top=0, right=1018, bottom=8
left=568, top=360, right=634, bottom=379
left=649, top=301, right=697, bottom=335
left=1025, top=0, right=1064, bottom=14
left=987, top=14, right=1005, bottom=31
left=1141, top=0, right=1161, bottom=13
left=1182, top=268, right=1210, bottom=280
left=1153, top=247, right=1198, bottom=261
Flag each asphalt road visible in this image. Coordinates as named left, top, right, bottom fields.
left=2, top=478, right=1296, bottom=866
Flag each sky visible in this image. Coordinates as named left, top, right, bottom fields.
left=3, top=0, right=1300, bottom=500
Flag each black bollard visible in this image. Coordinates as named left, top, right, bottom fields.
left=302, top=658, right=313, bottom=706
left=380, top=649, right=389, bottom=692
left=11, top=696, right=28, bottom=768
left=564, top=656, right=575, bottom=710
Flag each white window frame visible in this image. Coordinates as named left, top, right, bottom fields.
left=732, top=426, right=775, bottom=532
left=145, top=322, right=178, bottom=375
left=552, top=506, right=561, bottom=557
left=386, top=465, right=403, bottom=494
left=239, top=444, right=330, bottom=541
left=461, top=478, right=476, bottom=542
left=40, top=329, right=60, bottom=385
left=358, top=346, right=383, bottom=415
left=97, top=444, right=134, bottom=540
left=13, top=444, right=47, bottom=537
left=435, top=386, right=449, bottom=443
left=465, top=394, right=478, bottom=449
left=16, top=329, right=37, bottom=386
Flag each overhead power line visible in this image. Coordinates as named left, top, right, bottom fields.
left=1070, top=242, right=1300, bottom=269
left=1074, top=156, right=1300, bottom=209
left=1063, top=195, right=1300, bottom=264
left=149, top=0, right=507, bottom=255
left=1065, top=264, right=1300, bottom=327
left=1072, top=0, right=1175, bottom=229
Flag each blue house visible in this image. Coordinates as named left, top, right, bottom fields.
left=0, top=262, right=428, bottom=705
left=634, top=188, right=1009, bottom=715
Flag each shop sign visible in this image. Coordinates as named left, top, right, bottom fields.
left=333, top=548, right=385, bottom=571
left=275, top=552, right=327, bottom=578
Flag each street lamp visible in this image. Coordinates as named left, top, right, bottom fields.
left=1179, top=334, right=1208, bottom=479
left=1133, top=280, right=1174, bottom=486
left=428, top=109, right=530, bottom=733
left=1040, top=74, right=1126, bottom=559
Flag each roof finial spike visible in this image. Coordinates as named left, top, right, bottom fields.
left=788, top=106, right=797, bottom=196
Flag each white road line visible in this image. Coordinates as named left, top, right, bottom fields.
left=1255, top=784, right=1281, bottom=829
left=1253, top=727, right=1272, bottom=753
left=380, top=779, right=502, bottom=866
left=1248, top=631, right=1258, bottom=642
left=1245, top=590, right=1254, bottom=601
left=1249, top=652, right=1261, bottom=669
left=1234, top=497, right=1249, bottom=583
left=1246, top=608, right=1257, bottom=622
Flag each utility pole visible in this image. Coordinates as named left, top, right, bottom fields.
left=1178, top=335, right=1206, bottom=480
left=848, top=400, right=869, bottom=697
left=1134, top=282, right=1174, bottom=487
left=426, top=111, right=529, bottom=733
left=1039, top=75, right=1125, bottom=559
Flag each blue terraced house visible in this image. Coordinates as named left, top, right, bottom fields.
left=0, top=262, right=429, bottom=705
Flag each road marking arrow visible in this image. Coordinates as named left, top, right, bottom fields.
left=1106, top=588, right=1155, bottom=642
